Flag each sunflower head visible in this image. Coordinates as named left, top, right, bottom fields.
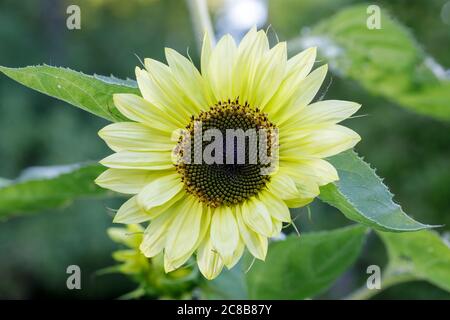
left=96, top=27, right=361, bottom=280
left=174, top=98, right=277, bottom=208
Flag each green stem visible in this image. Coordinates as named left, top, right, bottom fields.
left=344, top=267, right=418, bottom=300
left=118, top=286, right=146, bottom=300
left=186, top=0, right=216, bottom=51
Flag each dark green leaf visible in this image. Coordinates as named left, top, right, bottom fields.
left=0, top=65, right=139, bottom=122
left=296, top=5, right=450, bottom=121
left=0, top=163, right=110, bottom=219
left=319, top=150, right=434, bottom=231
left=246, top=225, right=367, bottom=299
left=378, top=230, right=450, bottom=293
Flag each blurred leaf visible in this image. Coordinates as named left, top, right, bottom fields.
left=269, top=0, right=356, bottom=38
left=295, top=4, right=450, bottom=121
left=0, top=65, right=139, bottom=122
left=319, top=150, right=434, bottom=232
left=0, top=178, right=11, bottom=188
left=246, top=225, right=367, bottom=299
left=201, top=263, right=248, bottom=300
left=0, top=163, right=110, bottom=219
left=378, top=230, right=450, bottom=293
left=118, top=287, right=146, bottom=300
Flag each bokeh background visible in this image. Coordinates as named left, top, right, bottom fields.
left=0, top=0, right=449, bottom=299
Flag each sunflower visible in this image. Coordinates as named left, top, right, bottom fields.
left=108, top=225, right=198, bottom=298
left=95, top=27, right=361, bottom=280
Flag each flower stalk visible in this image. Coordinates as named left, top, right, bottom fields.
left=186, top=0, right=216, bottom=50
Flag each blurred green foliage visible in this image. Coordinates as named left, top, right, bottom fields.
left=0, top=0, right=449, bottom=299
left=246, top=226, right=367, bottom=299
left=0, top=163, right=107, bottom=218
left=379, top=230, right=450, bottom=293
left=106, top=225, right=199, bottom=299
left=0, top=0, right=196, bottom=298
left=305, top=5, right=450, bottom=121
left=270, top=0, right=450, bottom=299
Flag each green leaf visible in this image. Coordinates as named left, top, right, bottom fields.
left=201, top=262, right=248, bottom=300
left=0, top=65, right=139, bottom=122
left=0, top=178, right=11, bottom=188
left=319, top=150, right=434, bottom=232
left=297, top=4, right=450, bottom=121
left=246, top=225, right=367, bottom=299
left=0, top=163, right=110, bottom=219
left=378, top=230, right=450, bottom=293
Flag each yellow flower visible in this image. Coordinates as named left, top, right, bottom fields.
left=108, top=224, right=198, bottom=299
left=96, top=28, right=361, bottom=280
left=108, top=224, right=149, bottom=275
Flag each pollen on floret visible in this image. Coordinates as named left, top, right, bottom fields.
left=174, top=98, right=277, bottom=208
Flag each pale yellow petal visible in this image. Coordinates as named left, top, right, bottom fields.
left=140, top=209, right=177, bottom=257
left=270, top=218, right=283, bottom=237
left=113, top=196, right=151, bottom=224
left=291, top=64, right=328, bottom=108
left=275, top=166, right=321, bottom=200
left=113, top=93, right=179, bottom=132
left=137, top=173, right=183, bottom=211
left=267, top=172, right=300, bottom=201
left=210, top=206, right=239, bottom=266
left=264, top=47, right=316, bottom=113
left=226, top=239, right=245, bottom=269
left=201, top=31, right=213, bottom=75
left=237, top=26, right=258, bottom=52
left=98, top=122, right=173, bottom=152
left=95, top=168, right=166, bottom=194
left=139, top=61, right=196, bottom=120
left=207, top=34, right=237, bottom=101
left=267, top=171, right=314, bottom=208
left=100, top=151, right=173, bottom=170
left=196, top=205, right=212, bottom=247
left=281, top=125, right=361, bottom=158
left=284, top=100, right=361, bottom=131
left=284, top=197, right=314, bottom=208
left=164, top=204, right=212, bottom=272
left=145, top=190, right=184, bottom=220
left=274, top=65, right=328, bottom=124
left=197, top=234, right=224, bottom=280
left=165, top=48, right=213, bottom=110
left=135, top=66, right=188, bottom=123
left=233, top=29, right=269, bottom=103
left=295, top=178, right=320, bottom=199
left=260, top=190, right=291, bottom=222
left=242, top=198, right=273, bottom=237
left=286, top=46, right=317, bottom=79
left=250, top=42, right=287, bottom=109
left=282, top=158, right=338, bottom=186
left=165, top=197, right=203, bottom=263
left=236, top=205, right=267, bottom=260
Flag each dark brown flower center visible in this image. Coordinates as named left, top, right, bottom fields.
left=175, top=99, right=276, bottom=207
